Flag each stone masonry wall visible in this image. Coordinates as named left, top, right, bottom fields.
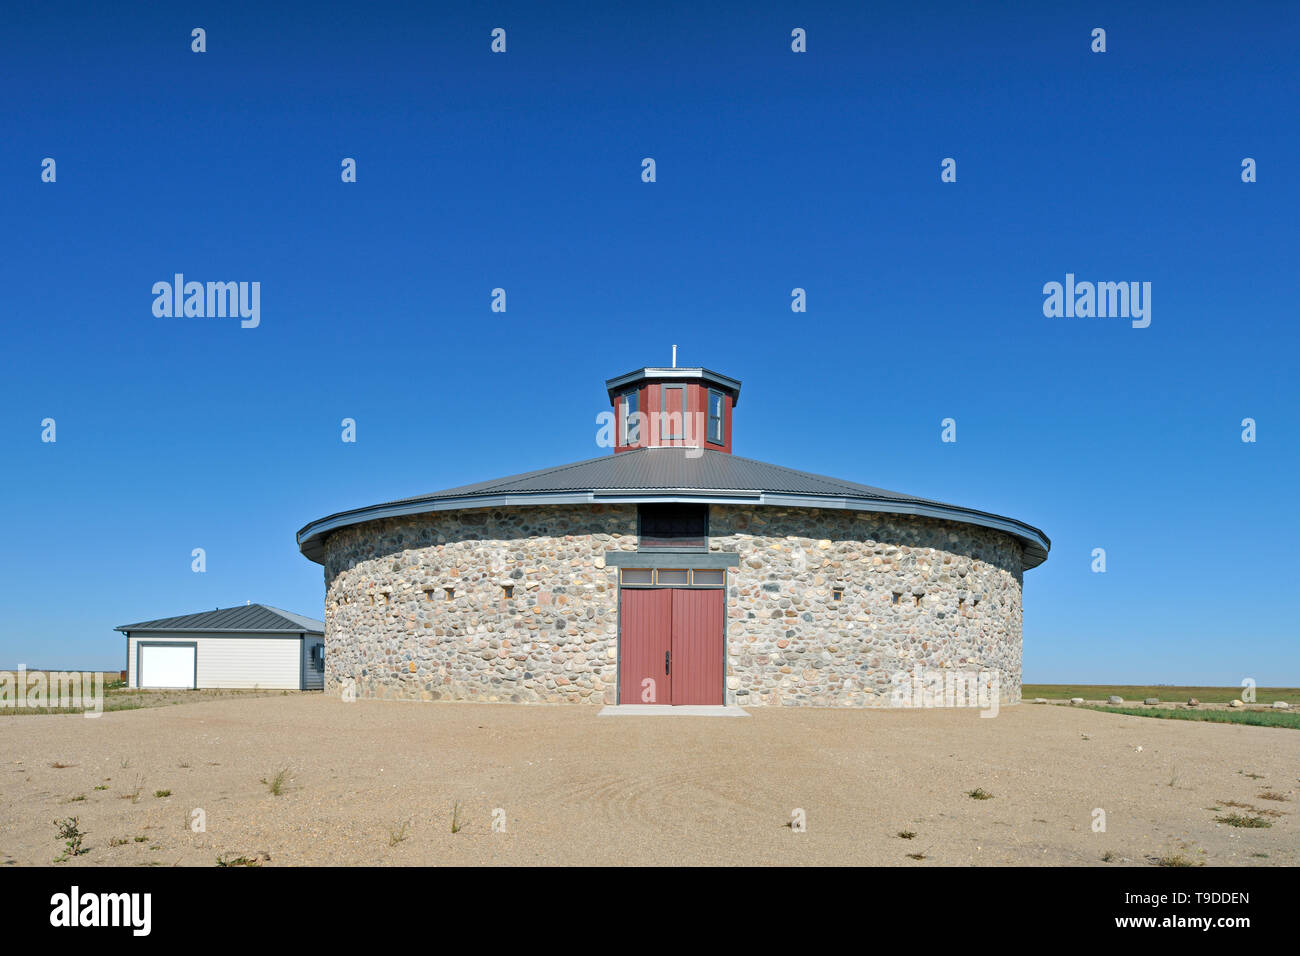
left=322, top=505, right=636, bottom=703
left=709, top=506, right=1024, bottom=707
left=320, top=503, right=1024, bottom=706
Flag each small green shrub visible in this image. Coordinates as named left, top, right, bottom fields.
left=261, top=768, right=291, bottom=796
left=53, top=818, right=87, bottom=861
left=1216, top=813, right=1271, bottom=829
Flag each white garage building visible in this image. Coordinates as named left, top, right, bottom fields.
left=116, top=604, right=325, bottom=690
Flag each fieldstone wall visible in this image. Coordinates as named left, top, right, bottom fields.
left=322, top=505, right=636, bottom=703
left=319, top=503, right=1025, bottom=707
left=709, top=506, right=1024, bottom=707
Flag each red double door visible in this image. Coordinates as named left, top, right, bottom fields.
left=619, top=588, right=724, bottom=705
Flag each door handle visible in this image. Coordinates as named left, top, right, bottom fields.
left=665, top=650, right=670, bottom=675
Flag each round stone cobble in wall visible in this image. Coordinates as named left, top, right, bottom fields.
left=320, top=504, right=1024, bottom=707
left=709, top=507, right=1022, bottom=707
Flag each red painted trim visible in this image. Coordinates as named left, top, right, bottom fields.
left=611, top=380, right=734, bottom=454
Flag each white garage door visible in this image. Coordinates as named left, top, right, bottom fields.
left=139, top=644, right=196, bottom=688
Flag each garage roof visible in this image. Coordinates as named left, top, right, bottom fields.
left=296, top=447, right=1050, bottom=570
left=115, top=604, right=324, bottom=635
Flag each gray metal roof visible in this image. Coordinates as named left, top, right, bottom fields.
left=384, top=448, right=941, bottom=502
left=115, top=603, right=324, bottom=634
left=297, top=447, right=1050, bottom=569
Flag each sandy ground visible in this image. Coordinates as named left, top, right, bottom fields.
left=1, top=695, right=1295, bottom=866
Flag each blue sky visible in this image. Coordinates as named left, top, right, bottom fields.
left=2, top=1, right=1296, bottom=683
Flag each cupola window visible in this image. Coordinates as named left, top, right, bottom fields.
left=621, top=390, right=641, bottom=445
left=707, top=389, right=724, bottom=444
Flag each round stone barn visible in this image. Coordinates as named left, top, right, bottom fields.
left=297, top=364, right=1049, bottom=708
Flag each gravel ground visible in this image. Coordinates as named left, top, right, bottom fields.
left=2, top=695, right=1294, bottom=866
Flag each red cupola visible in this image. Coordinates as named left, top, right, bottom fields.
left=605, top=360, right=742, bottom=454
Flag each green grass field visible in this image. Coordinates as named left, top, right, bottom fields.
left=1022, top=685, right=1298, bottom=705
left=1081, top=705, right=1300, bottom=730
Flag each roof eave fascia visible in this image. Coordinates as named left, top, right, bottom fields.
left=112, top=627, right=324, bottom=635
left=297, top=489, right=1050, bottom=570
left=758, top=493, right=1050, bottom=569
left=604, top=367, right=742, bottom=404
left=297, top=490, right=754, bottom=556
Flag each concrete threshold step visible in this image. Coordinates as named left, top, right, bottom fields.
left=597, top=704, right=750, bottom=717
